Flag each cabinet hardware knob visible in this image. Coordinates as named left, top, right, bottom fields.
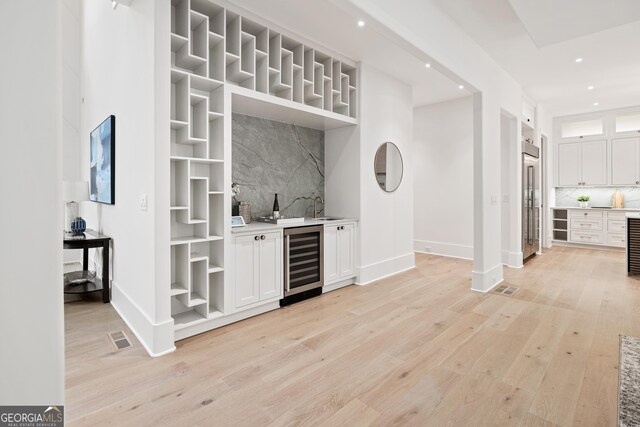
left=255, top=235, right=260, bottom=240
left=261, top=235, right=266, bottom=240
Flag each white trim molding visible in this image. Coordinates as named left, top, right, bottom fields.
left=502, top=250, right=524, bottom=268
left=357, top=252, right=416, bottom=285
left=414, top=239, right=473, bottom=260
left=471, top=263, right=504, bottom=293
left=111, top=281, right=176, bottom=357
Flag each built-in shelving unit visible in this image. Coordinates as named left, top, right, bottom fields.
left=170, top=0, right=228, bottom=331
left=552, top=209, right=567, bottom=242
left=169, top=0, right=358, bottom=337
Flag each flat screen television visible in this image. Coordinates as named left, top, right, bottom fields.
left=89, top=115, right=115, bottom=204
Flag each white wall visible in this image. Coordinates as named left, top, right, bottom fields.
left=347, top=0, right=526, bottom=291
left=327, top=64, right=415, bottom=284
left=0, top=0, right=65, bottom=405
left=413, top=97, right=474, bottom=260
left=62, top=0, right=83, bottom=264
left=500, top=112, right=522, bottom=266
left=81, top=0, right=173, bottom=356
left=358, top=64, right=415, bottom=283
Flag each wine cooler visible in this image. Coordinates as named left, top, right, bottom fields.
left=283, top=225, right=324, bottom=297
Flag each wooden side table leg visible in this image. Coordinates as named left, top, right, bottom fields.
left=103, top=241, right=110, bottom=303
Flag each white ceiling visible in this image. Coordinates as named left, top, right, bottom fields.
left=433, top=0, right=640, bottom=116
left=508, top=0, right=640, bottom=47
left=227, top=0, right=470, bottom=107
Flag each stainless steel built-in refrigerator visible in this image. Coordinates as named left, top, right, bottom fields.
left=522, top=143, right=540, bottom=261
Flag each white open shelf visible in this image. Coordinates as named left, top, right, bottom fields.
left=170, top=0, right=358, bottom=337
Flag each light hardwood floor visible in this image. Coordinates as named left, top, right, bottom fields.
left=64, top=247, right=640, bottom=426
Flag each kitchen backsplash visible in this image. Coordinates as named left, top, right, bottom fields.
left=555, top=187, right=640, bottom=208
left=232, top=113, right=324, bottom=219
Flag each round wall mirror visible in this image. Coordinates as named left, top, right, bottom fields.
left=374, top=142, right=403, bottom=192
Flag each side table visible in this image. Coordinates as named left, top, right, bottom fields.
left=63, top=230, right=111, bottom=303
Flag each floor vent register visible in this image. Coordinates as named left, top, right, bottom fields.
left=108, top=331, right=132, bottom=350
left=493, top=285, right=519, bottom=296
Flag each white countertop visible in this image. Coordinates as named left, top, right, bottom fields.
left=552, top=206, right=640, bottom=211
left=231, top=217, right=358, bottom=234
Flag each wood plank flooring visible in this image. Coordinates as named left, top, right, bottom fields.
left=64, top=247, right=640, bottom=426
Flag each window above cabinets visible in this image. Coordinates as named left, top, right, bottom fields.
left=560, top=117, right=605, bottom=140
left=615, top=113, right=640, bottom=137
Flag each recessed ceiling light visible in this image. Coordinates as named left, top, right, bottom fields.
left=587, top=85, right=594, bottom=90
left=593, top=102, right=599, bottom=106
left=425, top=63, right=431, bottom=68
left=458, top=85, right=464, bottom=90
left=357, top=20, right=365, bottom=27
left=575, top=58, right=583, bottom=63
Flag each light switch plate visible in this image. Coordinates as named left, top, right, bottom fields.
left=140, top=194, right=148, bottom=211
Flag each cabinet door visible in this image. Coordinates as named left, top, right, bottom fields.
left=234, top=234, right=259, bottom=308
left=324, top=225, right=340, bottom=284
left=258, top=232, right=282, bottom=301
left=581, top=140, right=607, bottom=185
left=338, top=224, right=355, bottom=279
left=611, top=138, right=639, bottom=185
left=557, top=142, right=581, bottom=186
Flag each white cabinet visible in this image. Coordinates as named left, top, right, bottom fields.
left=611, top=137, right=640, bottom=185
left=557, top=142, right=581, bottom=186
left=324, top=222, right=355, bottom=285
left=556, top=140, right=607, bottom=186
left=258, top=232, right=281, bottom=300
left=581, top=140, right=607, bottom=185
left=559, top=208, right=628, bottom=248
left=234, top=231, right=282, bottom=308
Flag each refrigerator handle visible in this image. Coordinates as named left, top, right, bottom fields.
left=528, top=165, right=534, bottom=246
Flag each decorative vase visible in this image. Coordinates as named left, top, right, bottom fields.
left=579, top=201, right=589, bottom=208
left=71, top=217, right=86, bottom=236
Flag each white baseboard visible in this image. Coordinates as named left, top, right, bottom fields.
left=501, top=250, right=523, bottom=268
left=413, top=239, right=473, bottom=260
left=174, top=301, right=280, bottom=341
left=323, top=277, right=355, bottom=293
left=357, top=252, right=415, bottom=285
left=471, top=263, right=504, bottom=293
left=111, top=281, right=175, bottom=357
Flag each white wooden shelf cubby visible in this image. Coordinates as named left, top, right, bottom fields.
left=169, top=0, right=358, bottom=336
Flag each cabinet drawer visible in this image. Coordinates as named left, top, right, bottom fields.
left=607, top=211, right=627, bottom=220
left=569, top=210, right=603, bottom=219
left=570, top=218, right=603, bottom=231
left=570, top=230, right=602, bottom=244
left=607, top=233, right=626, bottom=247
left=608, top=220, right=626, bottom=233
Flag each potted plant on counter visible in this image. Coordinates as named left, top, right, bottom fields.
left=577, top=195, right=591, bottom=208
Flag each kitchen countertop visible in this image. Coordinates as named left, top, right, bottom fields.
left=231, top=217, right=358, bottom=234
left=552, top=206, right=640, bottom=211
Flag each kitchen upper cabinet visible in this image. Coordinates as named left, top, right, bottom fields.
left=234, top=231, right=282, bottom=309
left=611, top=137, right=640, bottom=185
left=557, top=142, right=581, bottom=186
left=580, top=140, right=607, bottom=185
left=324, top=222, right=355, bottom=285
left=556, top=140, right=607, bottom=186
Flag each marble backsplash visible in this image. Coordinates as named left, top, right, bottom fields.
left=555, top=187, right=640, bottom=208
left=232, top=113, right=324, bottom=219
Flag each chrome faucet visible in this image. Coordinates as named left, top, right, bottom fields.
left=313, top=196, right=324, bottom=218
